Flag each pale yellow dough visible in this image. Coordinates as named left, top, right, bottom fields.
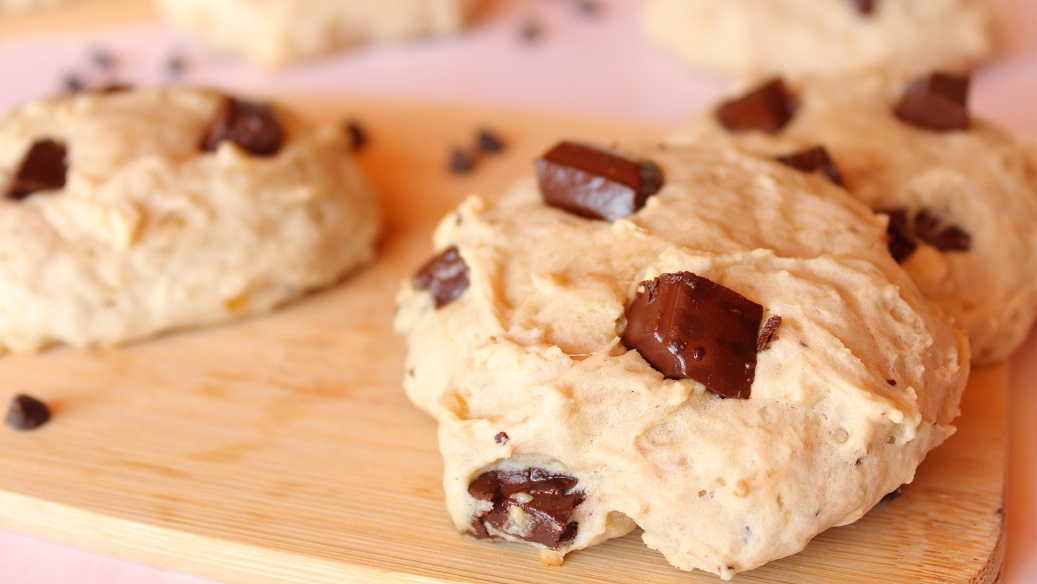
left=394, top=144, right=968, bottom=579
left=0, top=87, right=380, bottom=352
left=154, top=0, right=483, bottom=67
left=670, top=70, right=1037, bottom=365
left=642, top=0, right=993, bottom=78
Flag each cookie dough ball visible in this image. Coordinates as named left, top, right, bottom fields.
left=670, top=70, right=1037, bottom=365
left=642, top=0, right=993, bottom=78
left=0, top=86, right=380, bottom=352
left=154, top=0, right=483, bottom=67
left=394, top=141, right=968, bottom=579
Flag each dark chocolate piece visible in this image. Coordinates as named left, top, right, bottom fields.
left=882, top=209, right=918, bottom=263
left=535, top=141, right=663, bottom=221
left=850, top=0, right=877, bottom=15
left=494, top=432, right=509, bottom=445
left=623, top=272, right=764, bottom=399
left=715, top=78, right=798, bottom=134
left=200, top=97, right=284, bottom=156
left=5, top=394, right=51, bottom=431
left=413, top=246, right=470, bottom=309
left=448, top=147, right=474, bottom=174
left=913, top=210, right=971, bottom=252
left=887, top=379, right=897, bottom=386
left=468, top=467, right=584, bottom=549
left=894, top=73, right=970, bottom=132
left=774, top=146, right=845, bottom=187
left=476, top=129, right=505, bottom=154
left=344, top=120, right=367, bottom=152
left=6, top=139, right=68, bottom=200
left=756, top=316, right=783, bottom=352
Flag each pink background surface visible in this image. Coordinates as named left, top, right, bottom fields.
left=2, top=0, right=1036, bottom=582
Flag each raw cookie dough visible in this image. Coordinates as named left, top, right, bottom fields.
left=670, top=70, right=1037, bottom=365
left=154, top=0, right=483, bottom=68
left=0, top=86, right=380, bottom=352
left=394, top=142, right=968, bottom=580
left=642, top=0, right=993, bottom=78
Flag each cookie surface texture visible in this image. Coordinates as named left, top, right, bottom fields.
left=394, top=143, right=968, bottom=579
left=642, top=0, right=993, bottom=78
left=0, top=86, right=380, bottom=352
left=154, top=0, right=482, bottom=67
left=672, top=70, right=1037, bottom=364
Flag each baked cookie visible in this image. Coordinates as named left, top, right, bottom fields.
left=394, top=141, right=968, bottom=579
left=670, top=70, right=1037, bottom=365
left=154, top=0, right=483, bottom=68
left=642, top=0, right=994, bottom=78
left=0, top=86, right=380, bottom=352
left=0, top=0, right=86, bottom=12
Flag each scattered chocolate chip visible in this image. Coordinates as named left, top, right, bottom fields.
left=165, top=54, right=187, bottom=77
left=623, top=272, right=764, bottom=399
left=200, top=97, right=284, bottom=156
left=468, top=467, right=584, bottom=549
left=62, top=73, right=84, bottom=94
left=913, top=210, right=971, bottom=252
left=880, top=486, right=903, bottom=504
left=90, top=48, right=115, bottom=71
left=413, top=246, right=470, bottom=309
left=774, top=146, right=845, bottom=187
left=6, top=139, right=68, bottom=200
left=756, top=316, right=783, bottom=352
left=887, top=379, right=897, bottom=386
left=535, top=141, right=663, bottom=221
left=850, top=0, right=877, bottom=15
left=448, top=147, right=475, bottom=174
left=494, top=432, right=509, bottom=445
left=5, top=394, right=51, bottom=431
left=894, top=72, right=970, bottom=132
left=476, top=129, right=505, bottom=154
left=882, top=209, right=917, bottom=263
left=343, top=120, right=367, bottom=152
left=715, top=78, right=798, bottom=134
left=520, top=19, right=543, bottom=43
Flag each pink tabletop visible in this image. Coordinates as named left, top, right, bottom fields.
left=2, top=0, right=1036, bottom=582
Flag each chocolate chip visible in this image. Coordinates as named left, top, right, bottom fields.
left=894, top=73, right=970, bottom=132
left=413, top=246, right=470, bottom=309
left=850, top=0, right=877, bottom=15
left=882, top=209, right=917, bottom=263
left=535, top=141, right=663, bottom=221
left=476, top=129, right=505, bottom=154
left=494, top=432, right=509, bottom=445
left=887, top=379, right=897, bottom=386
left=468, top=467, right=584, bottom=549
left=623, top=272, right=764, bottom=399
left=62, top=73, right=84, bottom=94
left=880, top=486, right=903, bottom=505
left=448, top=147, right=475, bottom=174
left=774, top=146, right=845, bottom=187
left=715, top=78, right=798, bottom=134
left=756, top=316, right=783, bottom=352
left=200, top=97, right=284, bottom=156
left=5, top=394, right=51, bottom=431
left=343, top=120, right=367, bottom=152
left=6, top=139, right=68, bottom=200
left=879, top=208, right=970, bottom=262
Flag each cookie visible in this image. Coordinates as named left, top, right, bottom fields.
left=0, top=86, right=380, bottom=352
left=394, top=141, right=968, bottom=579
left=154, top=0, right=483, bottom=68
left=0, top=0, right=85, bottom=12
left=642, top=0, right=994, bottom=78
left=670, top=70, right=1037, bottom=365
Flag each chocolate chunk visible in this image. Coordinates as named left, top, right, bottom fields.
left=756, top=316, right=783, bottom=352
left=413, top=246, right=470, bottom=309
left=494, top=432, right=509, bottom=445
left=5, top=394, right=51, bottom=431
left=623, top=272, right=764, bottom=399
left=448, top=147, right=475, bottom=174
left=343, top=120, right=367, bottom=152
left=476, top=129, right=505, bottom=154
left=468, top=467, right=584, bottom=549
left=894, top=73, right=970, bottom=132
left=850, top=0, right=877, bottom=15
left=535, top=141, right=663, bottom=221
left=774, top=146, right=845, bottom=187
left=882, top=209, right=917, bottom=263
left=200, top=97, right=284, bottom=156
left=913, top=210, right=971, bottom=252
left=887, top=379, right=897, bottom=386
left=715, top=78, right=798, bottom=134
left=6, top=139, right=68, bottom=200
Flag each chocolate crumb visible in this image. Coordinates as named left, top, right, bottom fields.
left=476, top=129, right=505, bottom=154
left=6, top=139, right=68, bottom=200
left=343, top=120, right=367, bottom=152
left=887, top=379, right=897, bottom=386
left=756, top=316, right=783, bottom=352
left=494, top=432, right=509, bottom=445
left=894, top=72, right=970, bottom=132
left=880, top=486, right=903, bottom=504
left=90, top=48, right=115, bottom=71
left=200, top=97, right=284, bottom=156
left=715, top=78, right=798, bottom=134
left=5, top=394, right=51, bottom=431
left=448, top=147, right=475, bottom=174
left=413, top=246, right=470, bottom=309
left=850, top=0, right=877, bottom=15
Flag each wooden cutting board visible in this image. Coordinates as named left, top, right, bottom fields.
left=0, top=100, right=1006, bottom=584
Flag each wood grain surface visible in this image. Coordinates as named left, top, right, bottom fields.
left=0, top=100, right=1006, bottom=583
